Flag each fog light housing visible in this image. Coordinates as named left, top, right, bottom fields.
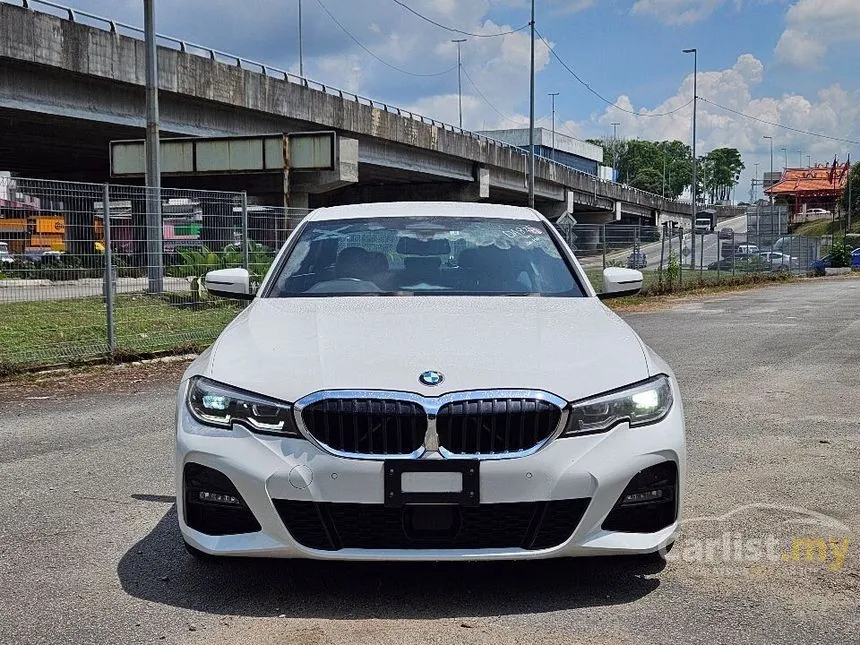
left=183, top=463, right=261, bottom=536
left=602, top=462, right=678, bottom=533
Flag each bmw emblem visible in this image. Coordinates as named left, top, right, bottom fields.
left=419, top=370, right=444, bottom=387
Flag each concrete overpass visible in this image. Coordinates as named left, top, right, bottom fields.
left=0, top=1, right=691, bottom=223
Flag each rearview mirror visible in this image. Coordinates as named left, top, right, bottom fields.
left=204, top=268, right=253, bottom=300
left=598, top=267, right=643, bottom=300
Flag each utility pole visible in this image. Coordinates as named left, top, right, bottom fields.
left=548, top=92, right=559, bottom=163
left=527, top=0, right=536, bottom=209
left=763, top=135, right=774, bottom=206
left=807, top=154, right=812, bottom=168
left=781, top=146, right=788, bottom=170
left=662, top=149, right=667, bottom=198
left=144, top=0, right=163, bottom=293
left=611, top=122, right=620, bottom=182
left=298, top=0, right=304, bottom=77
left=849, top=159, right=854, bottom=233
left=683, top=48, right=698, bottom=269
left=452, top=39, right=466, bottom=129
left=754, top=163, right=759, bottom=201
left=797, top=149, right=803, bottom=167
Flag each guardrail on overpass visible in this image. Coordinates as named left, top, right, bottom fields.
left=1, top=0, right=691, bottom=219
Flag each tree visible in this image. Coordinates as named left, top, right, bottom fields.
left=697, top=148, right=745, bottom=204
left=841, top=162, right=860, bottom=223
left=586, top=137, right=692, bottom=199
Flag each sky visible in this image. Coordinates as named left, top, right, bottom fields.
left=51, top=0, right=860, bottom=201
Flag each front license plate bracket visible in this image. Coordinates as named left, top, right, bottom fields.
left=384, top=460, right=480, bottom=507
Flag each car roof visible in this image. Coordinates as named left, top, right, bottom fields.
left=305, top=202, right=544, bottom=222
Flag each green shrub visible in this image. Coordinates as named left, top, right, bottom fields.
left=828, top=239, right=852, bottom=268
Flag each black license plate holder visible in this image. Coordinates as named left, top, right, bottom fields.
left=384, top=460, right=480, bottom=507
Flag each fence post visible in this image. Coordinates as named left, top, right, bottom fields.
left=658, top=223, right=666, bottom=289
left=602, top=224, right=607, bottom=270
left=700, top=232, right=704, bottom=278
left=241, top=191, right=250, bottom=271
left=103, top=183, right=116, bottom=355
left=717, top=233, right=721, bottom=280
left=678, top=227, right=683, bottom=288
left=731, top=230, right=736, bottom=277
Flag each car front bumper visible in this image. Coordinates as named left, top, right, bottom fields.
left=175, top=389, right=685, bottom=561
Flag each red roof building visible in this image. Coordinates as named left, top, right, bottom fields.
left=765, top=164, right=849, bottom=225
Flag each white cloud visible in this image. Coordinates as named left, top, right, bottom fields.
left=631, top=0, right=727, bottom=24
left=775, top=0, right=860, bottom=68
left=594, top=53, right=860, bottom=197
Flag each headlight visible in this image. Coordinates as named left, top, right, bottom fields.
left=561, top=375, right=673, bottom=436
left=186, top=377, right=301, bottom=436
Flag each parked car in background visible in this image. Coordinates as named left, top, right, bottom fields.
left=759, top=251, right=798, bottom=271
left=811, top=249, right=860, bottom=275
left=718, top=227, right=734, bottom=239
left=805, top=208, right=830, bottom=218
left=18, top=249, right=66, bottom=264
left=626, top=250, right=647, bottom=269
left=734, top=244, right=759, bottom=257
left=0, top=242, right=14, bottom=266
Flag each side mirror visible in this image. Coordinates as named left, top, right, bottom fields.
left=598, top=267, right=643, bottom=300
left=204, top=268, right=253, bottom=300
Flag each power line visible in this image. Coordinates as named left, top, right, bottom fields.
left=314, top=0, right=457, bottom=77
left=460, top=66, right=524, bottom=127
left=698, top=97, right=860, bottom=146
left=535, top=28, right=693, bottom=118
left=390, top=0, right=529, bottom=37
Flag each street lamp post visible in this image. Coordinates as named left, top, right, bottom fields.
left=144, top=0, right=163, bottom=294
left=763, top=135, right=773, bottom=206
left=548, top=92, right=559, bottom=163
left=683, top=48, right=698, bottom=269
left=781, top=146, right=788, bottom=171
left=298, top=0, right=304, bottom=78
left=452, top=39, right=466, bottom=129
left=611, top=122, right=620, bottom=182
left=528, top=0, right=536, bottom=209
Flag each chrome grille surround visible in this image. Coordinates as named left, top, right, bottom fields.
left=294, top=389, right=568, bottom=460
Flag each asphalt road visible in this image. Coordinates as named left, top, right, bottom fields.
left=1, top=279, right=858, bottom=644
left=0, top=277, right=190, bottom=303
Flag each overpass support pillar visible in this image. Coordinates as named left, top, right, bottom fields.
left=287, top=136, right=359, bottom=212
left=536, top=189, right=574, bottom=221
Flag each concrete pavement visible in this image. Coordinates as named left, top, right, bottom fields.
left=0, top=279, right=858, bottom=644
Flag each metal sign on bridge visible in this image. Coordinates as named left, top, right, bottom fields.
left=109, top=132, right=338, bottom=177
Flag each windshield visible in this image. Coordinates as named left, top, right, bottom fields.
left=266, top=216, right=584, bottom=297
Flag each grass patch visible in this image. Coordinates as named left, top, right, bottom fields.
left=584, top=266, right=793, bottom=297
left=604, top=272, right=799, bottom=311
left=792, top=218, right=860, bottom=237
left=0, top=294, right=242, bottom=370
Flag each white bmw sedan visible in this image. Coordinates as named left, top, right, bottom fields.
left=177, top=202, right=685, bottom=561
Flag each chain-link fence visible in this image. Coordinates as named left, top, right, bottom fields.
left=559, top=215, right=830, bottom=293
left=0, top=175, right=307, bottom=369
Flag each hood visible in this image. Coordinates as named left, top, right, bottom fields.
left=202, top=296, right=650, bottom=403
